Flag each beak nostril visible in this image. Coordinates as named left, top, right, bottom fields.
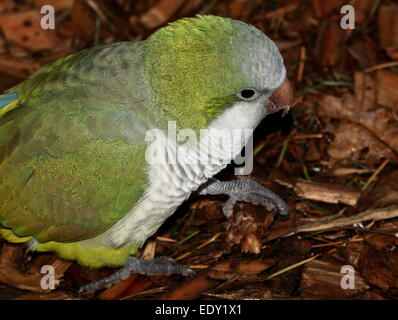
left=267, top=78, right=294, bottom=114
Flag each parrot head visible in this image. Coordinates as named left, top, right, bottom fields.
left=144, top=15, right=293, bottom=132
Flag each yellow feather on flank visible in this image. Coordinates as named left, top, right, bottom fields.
left=0, top=228, right=138, bottom=268
left=0, top=228, right=31, bottom=243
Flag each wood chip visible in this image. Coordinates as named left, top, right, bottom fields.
left=32, top=0, right=75, bottom=11
left=363, top=220, right=398, bottom=248
left=13, top=291, right=77, bottom=300
left=161, top=274, right=217, bottom=300
left=300, top=259, right=369, bottom=299
left=265, top=239, right=312, bottom=295
left=0, top=244, right=70, bottom=293
left=69, top=0, right=96, bottom=41
left=378, top=4, right=398, bottom=60
left=355, top=71, right=377, bottom=110
left=353, top=0, right=373, bottom=24
left=347, top=37, right=379, bottom=69
left=344, top=245, right=398, bottom=290
left=279, top=179, right=361, bottom=206
left=228, top=0, right=253, bottom=19
left=311, top=0, right=346, bottom=18
left=331, top=168, right=371, bottom=176
left=376, top=70, right=398, bottom=111
left=178, top=0, right=206, bottom=17
left=208, top=259, right=276, bottom=280
left=317, top=21, right=346, bottom=67
left=138, top=0, right=185, bottom=30
left=140, top=240, right=156, bottom=260
left=98, top=275, right=153, bottom=300
left=295, top=206, right=398, bottom=235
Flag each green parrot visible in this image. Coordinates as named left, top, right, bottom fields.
left=0, top=15, right=292, bottom=292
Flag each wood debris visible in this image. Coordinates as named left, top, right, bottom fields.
left=208, top=259, right=277, bottom=280
left=300, top=259, right=369, bottom=299
left=295, top=206, right=398, bottom=235
left=0, top=244, right=71, bottom=292
left=377, top=70, right=398, bottom=111
left=278, top=179, right=361, bottom=206
left=318, top=93, right=398, bottom=158
left=378, top=3, right=398, bottom=60
left=137, top=0, right=185, bottom=30
left=224, top=203, right=276, bottom=254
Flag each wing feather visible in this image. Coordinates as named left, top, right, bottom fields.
left=0, top=42, right=152, bottom=242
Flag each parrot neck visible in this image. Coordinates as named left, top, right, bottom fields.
left=88, top=98, right=268, bottom=249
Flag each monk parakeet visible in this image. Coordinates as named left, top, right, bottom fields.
left=0, top=15, right=292, bottom=292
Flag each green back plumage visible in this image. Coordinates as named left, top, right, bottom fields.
left=0, top=42, right=151, bottom=242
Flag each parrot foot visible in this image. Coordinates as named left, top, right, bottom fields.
left=199, top=178, right=288, bottom=219
left=79, top=256, right=194, bottom=295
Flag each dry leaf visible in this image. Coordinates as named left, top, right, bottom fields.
left=367, top=170, right=398, bottom=208
left=0, top=0, right=17, bottom=13
left=0, top=10, right=59, bottom=52
left=328, top=121, right=398, bottom=161
left=319, top=94, right=398, bottom=157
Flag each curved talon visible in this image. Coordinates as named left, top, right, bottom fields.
left=222, top=197, right=237, bottom=219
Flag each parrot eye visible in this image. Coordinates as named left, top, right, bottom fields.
left=237, top=88, right=259, bottom=100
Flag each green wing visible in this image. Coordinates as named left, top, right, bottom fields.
left=0, top=42, right=154, bottom=242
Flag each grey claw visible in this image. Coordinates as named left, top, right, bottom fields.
left=78, top=256, right=195, bottom=295
left=201, top=178, right=289, bottom=218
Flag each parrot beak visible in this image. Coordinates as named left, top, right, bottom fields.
left=267, top=78, right=294, bottom=116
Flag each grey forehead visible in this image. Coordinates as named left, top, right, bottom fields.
left=231, top=20, right=286, bottom=91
